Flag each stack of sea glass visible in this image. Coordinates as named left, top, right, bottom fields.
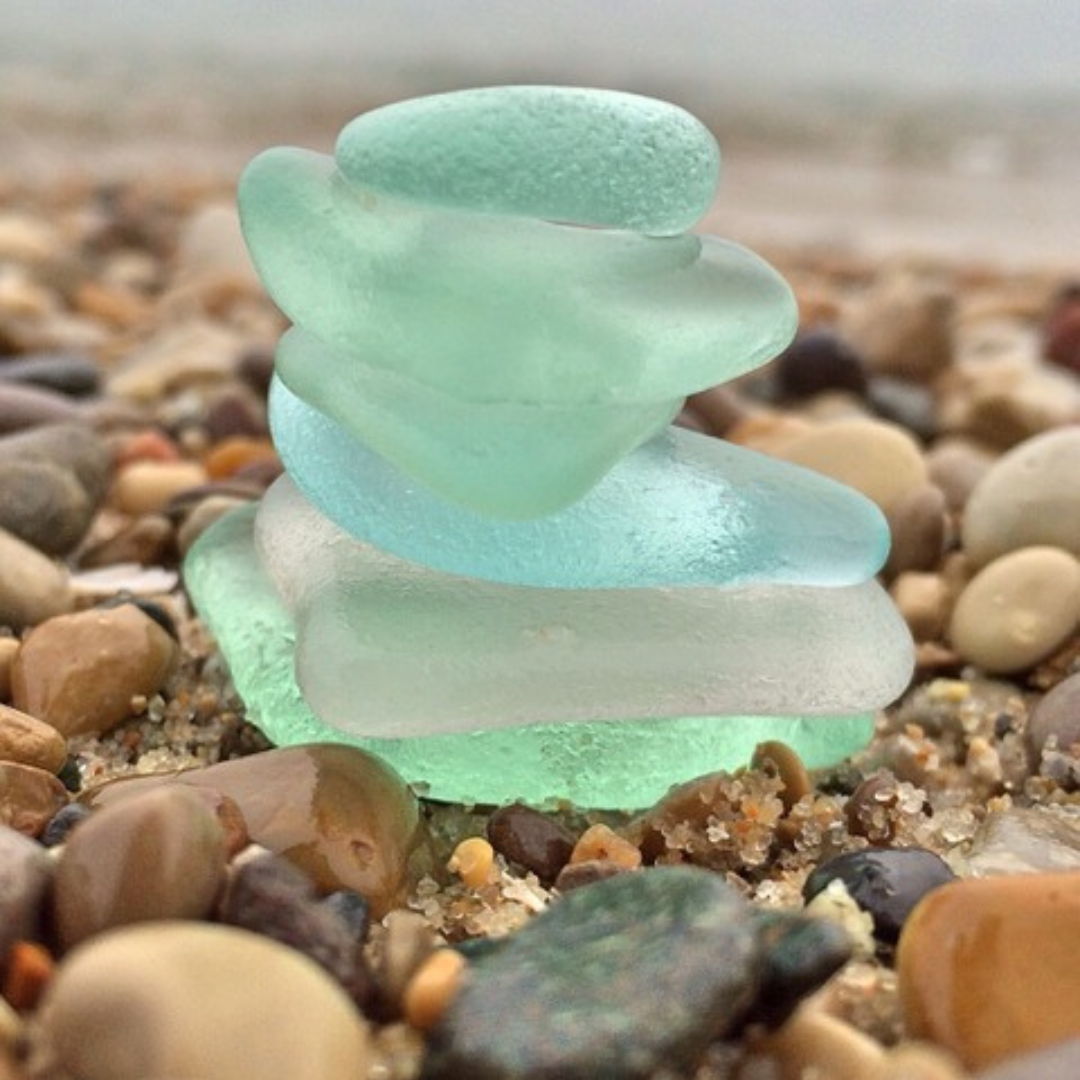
left=185, top=87, right=913, bottom=808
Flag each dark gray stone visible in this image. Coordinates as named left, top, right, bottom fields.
left=0, top=353, right=100, bottom=397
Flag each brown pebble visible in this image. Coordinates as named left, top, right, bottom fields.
left=0, top=640, right=18, bottom=701
left=53, top=785, right=228, bottom=951
left=569, top=823, right=641, bottom=869
left=553, top=858, right=629, bottom=893
left=0, top=703, right=67, bottom=773
left=78, top=513, right=174, bottom=569
left=204, top=436, right=278, bottom=480
left=402, top=949, right=467, bottom=1032
left=845, top=772, right=902, bottom=844
left=890, top=572, right=951, bottom=643
left=898, top=871, right=1080, bottom=1070
left=486, top=803, right=575, bottom=885
left=750, top=741, right=811, bottom=812
left=883, top=483, right=947, bottom=579
left=109, top=460, right=209, bottom=515
left=12, top=604, right=178, bottom=738
left=0, top=762, right=68, bottom=837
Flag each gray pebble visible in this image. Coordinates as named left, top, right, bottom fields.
left=0, top=460, right=92, bottom=556
left=0, top=423, right=113, bottom=505
left=1027, top=673, right=1080, bottom=758
left=0, top=382, right=81, bottom=433
left=0, top=825, right=54, bottom=957
left=0, top=353, right=100, bottom=397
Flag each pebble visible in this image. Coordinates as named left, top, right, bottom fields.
left=1027, top=672, right=1080, bottom=757
left=768, top=417, right=929, bottom=513
left=866, top=375, right=939, bottom=441
left=803, top=848, right=957, bottom=944
left=882, top=483, right=947, bottom=578
left=773, top=329, right=869, bottom=401
left=0, top=461, right=92, bottom=556
left=175, top=493, right=249, bottom=556
left=109, top=459, right=209, bottom=515
left=0, top=761, right=69, bottom=837
left=0, top=422, right=112, bottom=505
left=204, top=435, right=278, bottom=479
left=172, top=202, right=262, bottom=293
left=753, top=1003, right=886, bottom=1080
left=77, top=513, right=174, bottom=568
left=219, top=851, right=371, bottom=1005
left=403, top=948, right=467, bottom=1031
left=0, top=383, right=81, bottom=433
left=0, top=638, right=17, bottom=699
left=553, top=858, right=628, bottom=892
left=840, top=271, right=954, bottom=383
left=53, top=785, right=228, bottom=950
left=890, top=571, right=950, bottom=642
left=568, top=822, right=642, bottom=869
left=0, top=703, right=67, bottom=773
left=39, top=803, right=91, bottom=849
left=423, top=866, right=838, bottom=1080
left=975, top=1036, right=1080, bottom=1080
left=205, top=384, right=269, bottom=440
left=1043, top=284, right=1080, bottom=374
left=83, top=744, right=430, bottom=918
left=11, top=602, right=179, bottom=737
left=948, top=546, right=1080, bottom=674
left=376, top=910, right=438, bottom=1018
left=961, top=807, right=1080, bottom=876
left=0, top=353, right=99, bottom=397
left=963, top=427, right=1080, bottom=567
left=749, top=740, right=812, bottom=811
left=0, top=826, right=54, bottom=959
left=37, top=921, right=371, bottom=1080
left=925, top=437, right=996, bottom=513
left=898, top=870, right=1080, bottom=1070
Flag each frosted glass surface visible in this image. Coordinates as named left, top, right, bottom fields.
left=270, top=375, right=890, bottom=588
left=335, top=86, right=720, bottom=236
left=184, top=504, right=881, bottom=808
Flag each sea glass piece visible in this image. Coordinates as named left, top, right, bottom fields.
left=184, top=502, right=881, bottom=808
left=252, top=477, right=913, bottom=738
left=334, top=85, right=720, bottom=236
left=270, top=375, right=891, bottom=588
left=238, top=148, right=796, bottom=516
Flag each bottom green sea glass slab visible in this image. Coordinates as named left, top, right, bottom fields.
left=184, top=506, right=876, bottom=808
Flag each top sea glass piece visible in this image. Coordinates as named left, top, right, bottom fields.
left=335, top=86, right=720, bottom=237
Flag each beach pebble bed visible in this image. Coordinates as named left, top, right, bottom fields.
left=0, top=177, right=1079, bottom=1079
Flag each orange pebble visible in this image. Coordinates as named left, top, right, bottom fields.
left=402, top=948, right=467, bottom=1031
left=115, top=429, right=182, bottom=466
left=204, top=436, right=279, bottom=480
left=569, top=823, right=642, bottom=869
left=447, top=836, right=495, bottom=889
left=3, top=940, right=54, bottom=1011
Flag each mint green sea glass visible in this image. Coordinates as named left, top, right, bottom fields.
left=185, top=504, right=880, bottom=807
left=335, top=86, right=720, bottom=236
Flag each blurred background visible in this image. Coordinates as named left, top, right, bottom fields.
left=1, top=0, right=1078, bottom=263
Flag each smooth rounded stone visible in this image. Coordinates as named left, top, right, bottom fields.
left=0, top=703, right=67, bottom=773
left=0, top=212, right=62, bottom=263
left=840, top=271, right=955, bottom=382
left=768, top=417, right=929, bottom=513
left=11, top=603, right=179, bottom=738
left=898, top=870, right=1080, bottom=1070
left=486, top=804, right=576, bottom=885
left=975, top=1037, right=1080, bottom=1080
left=960, top=806, right=1080, bottom=876
left=271, top=377, right=890, bottom=588
left=754, top=1004, right=886, bottom=1080
left=866, top=375, right=939, bottom=442
left=773, top=328, right=868, bottom=401
left=53, top=786, right=228, bottom=950
left=1028, top=673, right=1080, bottom=756
left=0, top=826, right=54, bottom=957
left=240, top=146, right=796, bottom=517
left=172, top=202, right=261, bottom=291
left=40, top=802, right=91, bottom=848
left=0, top=422, right=112, bottom=505
left=205, top=384, right=269, bottom=441
left=925, top=437, right=996, bottom=512
left=0, top=382, right=81, bottom=434
left=948, top=546, right=1080, bottom=674
left=423, top=867, right=762, bottom=1080
left=0, top=761, right=69, bottom=836
left=1044, top=285, right=1080, bottom=374
left=0, top=461, right=92, bottom=556
left=184, top=500, right=886, bottom=807
left=0, top=524, right=75, bottom=630
left=0, top=637, right=17, bottom=699
left=83, top=745, right=430, bottom=919
left=110, top=460, right=209, bottom=515
left=963, top=428, right=1080, bottom=567
left=254, top=477, right=913, bottom=737
left=335, top=86, right=719, bottom=236
left=883, top=483, right=947, bottom=578
left=803, top=847, right=956, bottom=944
left=37, top=921, right=371, bottom=1080
left=889, top=572, right=950, bottom=642
left=218, top=852, right=371, bottom=1005
left=0, top=353, right=99, bottom=397
left=78, top=513, right=174, bottom=569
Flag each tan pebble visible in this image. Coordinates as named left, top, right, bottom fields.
left=53, top=786, right=228, bottom=950
left=447, top=837, right=495, bottom=889
left=172, top=203, right=261, bottom=293
left=963, top=427, right=1080, bottom=568
left=0, top=214, right=62, bottom=264
left=925, top=437, right=996, bottom=513
left=769, top=418, right=928, bottom=513
left=0, top=703, right=67, bottom=773
left=379, top=910, right=438, bottom=1014
left=570, top=823, right=642, bottom=869
left=948, top=546, right=1080, bottom=674
left=0, top=528, right=75, bottom=631
left=38, top=921, right=370, bottom=1080
left=72, top=281, right=147, bottom=330
left=176, top=495, right=249, bottom=557
left=750, top=740, right=811, bottom=811
left=890, top=572, right=951, bottom=643
left=0, top=639, right=18, bottom=701
left=756, top=1001, right=887, bottom=1080
left=725, top=411, right=816, bottom=453
left=0, top=761, right=68, bottom=837
left=897, top=871, right=1080, bottom=1070
left=12, top=604, right=178, bottom=738
left=402, top=948, right=467, bottom=1032
left=877, top=1043, right=967, bottom=1080
left=110, top=460, right=209, bottom=515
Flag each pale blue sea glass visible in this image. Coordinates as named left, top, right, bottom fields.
left=270, top=375, right=891, bottom=589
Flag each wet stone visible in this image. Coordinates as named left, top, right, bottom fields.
left=0, top=702, right=68, bottom=773
left=53, top=785, right=228, bottom=950
left=803, top=847, right=957, bottom=945
left=486, top=803, right=576, bottom=885
left=0, top=760, right=69, bottom=837
left=0, top=826, right=54, bottom=959
left=425, top=866, right=811, bottom=1080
